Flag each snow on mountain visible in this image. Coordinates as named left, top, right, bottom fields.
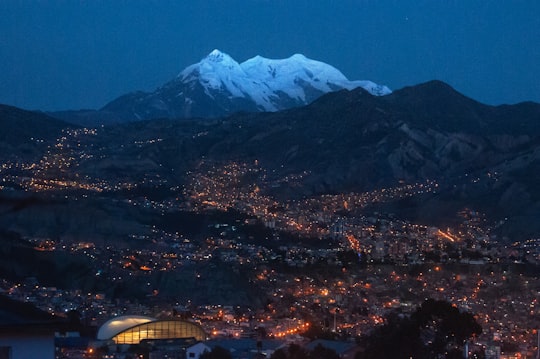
left=101, top=49, right=391, bottom=121
left=179, top=49, right=391, bottom=111
left=180, top=49, right=251, bottom=99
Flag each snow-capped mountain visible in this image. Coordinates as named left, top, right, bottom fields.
left=101, top=49, right=391, bottom=121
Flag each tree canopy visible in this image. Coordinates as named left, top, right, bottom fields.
left=357, top=299, right=482, bottom=359
left=200, top=346, right=232, bottom=359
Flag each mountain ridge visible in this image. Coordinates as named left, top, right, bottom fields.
left=2, top=81, right=540, bottom=241
left=0, top=104, right=75, bottom=158
left=55, top=50, right=390, bottom=125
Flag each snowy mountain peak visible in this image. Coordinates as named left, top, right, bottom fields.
left=289, top=53, right=307, bottom=60
left=179, top=49, right=244, bottom=83
left=104, top=51, right=391, bottom=120
left=207, top=49, right=225, bottom=59
left=203, top=49, right=236, bottom=64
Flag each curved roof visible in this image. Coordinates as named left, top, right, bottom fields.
left=97, top=315, right=156, bottom=340
left=111, top=320, right=206, bottom=344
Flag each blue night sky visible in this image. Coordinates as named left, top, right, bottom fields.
left=1, top=1, right=539, bottom=111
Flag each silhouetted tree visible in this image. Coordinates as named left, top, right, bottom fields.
left=270, top=344, right=309, bottom=359
left=270, top=348, right=289, bottom=359
left=357, top=299, right=482, bottom=359
left=308, top=344, right=340, bottom=359
left=200, top=345, right=232, bottom=359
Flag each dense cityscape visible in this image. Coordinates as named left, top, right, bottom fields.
left=3, top=1, right=540, bottom=358
left=1, top=127, right=539, bottom=358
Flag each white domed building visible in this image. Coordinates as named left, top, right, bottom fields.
left=97, top=315, right=206, bottom=345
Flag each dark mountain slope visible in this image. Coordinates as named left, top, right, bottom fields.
left=0, top=104, right=73, bottom=145
left=1, top=81, right=539, bottom=239
left=0, top=104, right=76, bottom=162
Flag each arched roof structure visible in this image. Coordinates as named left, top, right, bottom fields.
left=97, top=315, right=156, bottom=340
left=97, top=315, right=206, bottom=344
